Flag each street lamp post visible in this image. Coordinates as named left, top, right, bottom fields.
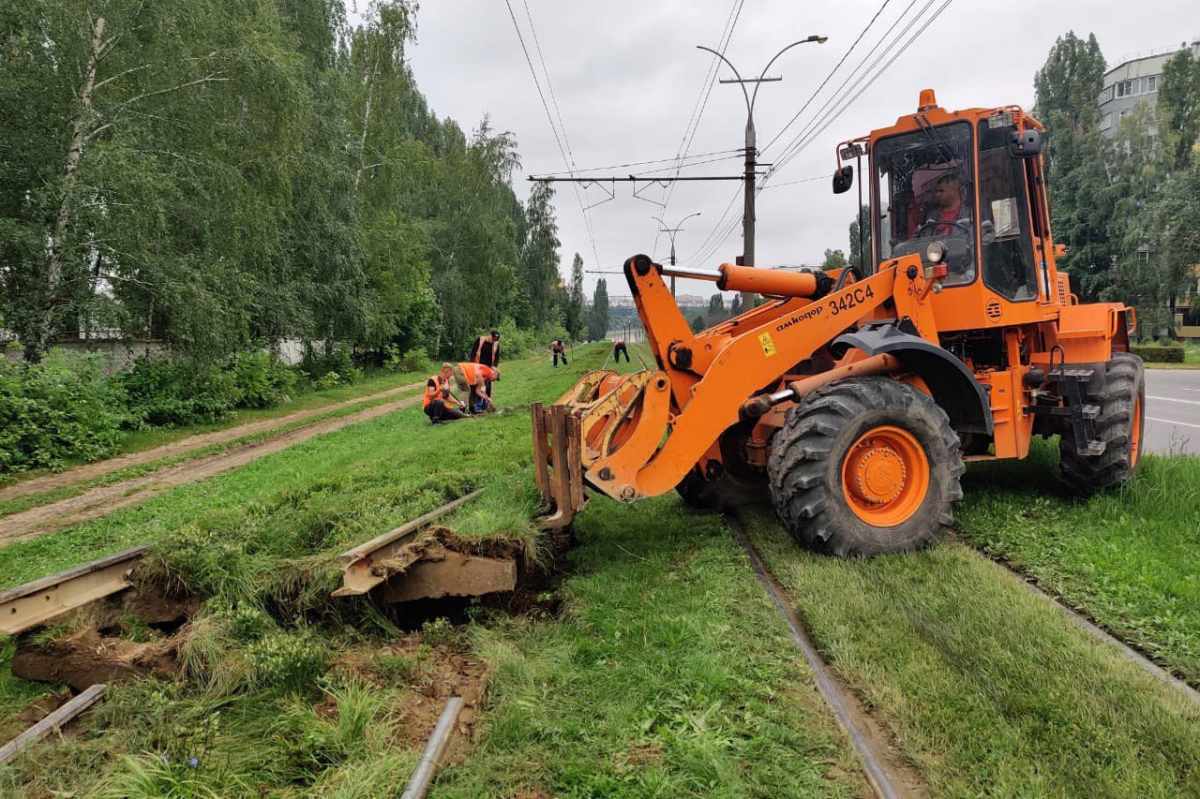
left=697, top=34, right=826, bottom=308
left=653, top=211, right=702, bottom=297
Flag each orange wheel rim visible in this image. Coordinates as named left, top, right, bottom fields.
left=1131, top=393, right=1142, bottom=466
left=840, top=425, right=930, bottom=527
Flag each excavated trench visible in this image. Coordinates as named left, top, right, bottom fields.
left=9, top=525, right=572, bottom=691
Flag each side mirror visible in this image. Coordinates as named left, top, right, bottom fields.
left=832, top=165, right=854, bottom=194
left=1009, top=128, right=1042, bottom=157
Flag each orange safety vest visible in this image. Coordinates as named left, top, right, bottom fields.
left=457, top=362, right=495, bottom=386
left=614, top=339, right=624, bottom=346
left=423, top=376, right=455, bottom=409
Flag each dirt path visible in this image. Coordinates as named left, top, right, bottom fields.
left=0, top=394, right=425, bottom=547
left=0, top=382, right=423, bottom=504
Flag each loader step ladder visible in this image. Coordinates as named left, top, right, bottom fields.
left=1035, top=367, right=1105, bottom=456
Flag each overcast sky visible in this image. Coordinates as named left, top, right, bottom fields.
left=384, top=0, right=1196, bottom=300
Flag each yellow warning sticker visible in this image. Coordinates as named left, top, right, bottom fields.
left=759, top=332, right=777, bottom=358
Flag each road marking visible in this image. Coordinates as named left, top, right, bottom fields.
left=1146, top=416, right=1200, bottom=430
left=1146, top=395, right=1200, bottom=406
left=1182, top=388, right=1200, bottom=393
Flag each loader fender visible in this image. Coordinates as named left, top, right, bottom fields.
left=832, top=324, right=993, bottom=435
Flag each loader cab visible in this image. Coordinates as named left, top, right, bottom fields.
left=856, top=92, right=1051, bottom=329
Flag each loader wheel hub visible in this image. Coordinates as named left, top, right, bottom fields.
left=841, top=426, right=929, bottom=527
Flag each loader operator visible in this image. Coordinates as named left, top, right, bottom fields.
left=452, top=361, right=498, bottom=414
left=909, top=171, right=970, bottom=237
left=423, top=364, right=467, bottom=424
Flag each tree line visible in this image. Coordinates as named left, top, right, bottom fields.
left=0, top=0, right=582, bottom=365
left=1031, top=33, right=1199, bottom=335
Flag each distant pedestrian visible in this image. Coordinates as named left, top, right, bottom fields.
left=469, top=329, right=501, bottom=397
left=453, top=362, right=498, bottom=413
left=550, top=339, right=568, bottom=367
left=613, top=338, right=629, bottom=363
left=423, top=363, right=466, bottom=424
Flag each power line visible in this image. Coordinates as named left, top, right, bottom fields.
left=504, top=0, right=601, bottom=267
left=687, top=0, right=956, bottom=268
left=533, top=149, right=742, bottom=177
left=759, top=0, right=896, bottom=156
left=653, top=0, right=747, bottom=257
left=766, top=0, right=956, bottom=182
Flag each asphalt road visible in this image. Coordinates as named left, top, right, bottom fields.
left=1143, top=369, right=1200, bottom=456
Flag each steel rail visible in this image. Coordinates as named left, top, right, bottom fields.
left=0, top=546, right=147, bottom=635
left=333, top=490, right=485, bottom=596
left=400, top=696, right=463, bottom=799
left=0, top=684, right=107, bottom=767
left=727, top=515, right=901, bottom=799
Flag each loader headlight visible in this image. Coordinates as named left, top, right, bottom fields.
left=925, top=241, right=946, bottom=264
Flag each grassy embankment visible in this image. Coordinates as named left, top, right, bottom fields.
left=1, top=343, right=860, bottom=797
left=0, top=370, right=431, bottom=519
left=745, top=499, right=1200, bottom=797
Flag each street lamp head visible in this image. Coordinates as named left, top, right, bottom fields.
left=807, top=34, right=829, bottom=44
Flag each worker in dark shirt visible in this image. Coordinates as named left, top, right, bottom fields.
left=423, top=363, right=466, bottom=424
left=469, top=330, right=500, bottom=397
left=613, top=338, right=629, bottom=363
left=550, top=339, right=567, bottom=367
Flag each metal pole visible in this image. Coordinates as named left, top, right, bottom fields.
left=698, top=36, right=826, bottom=311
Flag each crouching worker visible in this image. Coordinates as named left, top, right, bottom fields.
left=423, top=363, right=467, bottom=424
left=453, top=362, right=498, bottom=414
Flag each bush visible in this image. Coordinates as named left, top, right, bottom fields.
left=302, top=344, right=362, bottom=387
left=1131, top=344, right=1185, bottom=363
left=231, top=351, right=296, bottom=409
left=397, top=349, right=433, bottom=374
left=120, top=356, right=241, bottom=428
left=0, top=354, right=125, bottom=476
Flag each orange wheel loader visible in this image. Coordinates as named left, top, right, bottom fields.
left=531, top=90, right=1144, bottom=557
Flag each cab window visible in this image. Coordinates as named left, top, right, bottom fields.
left=873, top=121, right=976, bottom=285
left=977, top=119, right=1039, bottom=301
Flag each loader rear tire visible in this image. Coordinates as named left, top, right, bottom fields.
left=767, top=377, right=964, bottom=557
left=1059, top=351, right=1145, bottom=495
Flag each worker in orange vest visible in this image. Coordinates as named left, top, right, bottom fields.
left=613, top=337, right=629, bottom=363
left=453, top=362, right=499, bottom=414
left=423, top=363, right=467, bottom=424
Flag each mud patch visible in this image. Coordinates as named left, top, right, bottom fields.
left=329, top=635, right=488, bottom=763
left=12, top=580, right=197, bottom=691
left=12, top=626, right=183, bottom=691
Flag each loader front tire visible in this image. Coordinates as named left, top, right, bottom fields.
left=1059, top=351, right=1145, bottom=495
left=767, top=377, right=964, bottom=557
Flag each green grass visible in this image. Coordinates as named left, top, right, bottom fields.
left=0, top=383, right=427, bottom=520
left=955, top=439, right=1200, bottom=683
left=1143, top=343, right=1200, bottom=369
left=0, top=347, right=597, bottom=590
left=0, top=342, right=858, bottom=796
left=432, top=496, right=862, bottom=798
left=0, top=365, right=431, bottom=492
left=743, top=506, right=1200, bottom=797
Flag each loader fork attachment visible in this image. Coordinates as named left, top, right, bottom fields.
left=532, top=369, right=670, bottom=530
left=532, top=403, right=585, bottom=530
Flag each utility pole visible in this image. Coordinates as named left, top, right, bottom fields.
left=698, top=35, right=826, bottom=308
left=652, top=211, right=701, bottom=297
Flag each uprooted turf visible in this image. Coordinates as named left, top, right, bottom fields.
left=743, top=506, right=1200, bottom=797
